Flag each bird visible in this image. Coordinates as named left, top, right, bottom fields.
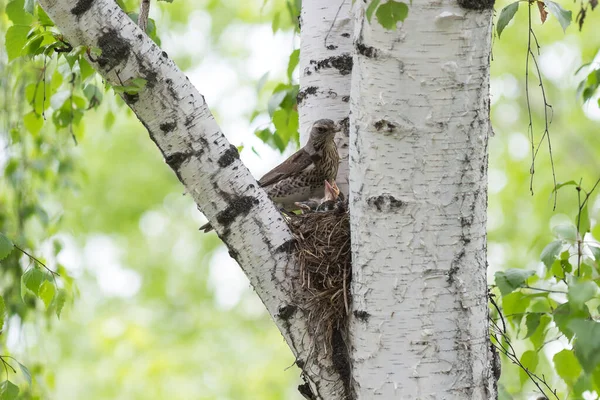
left=295, top=180, right=342, bottom=213
left=200, top=119, right=340, bottom=232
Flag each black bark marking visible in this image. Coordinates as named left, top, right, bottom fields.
left=356, top=42, right=378, bottom=58
left=215, top=196, right=259, bottom=227
left=331, top=328, right=352, bottom=399
left=184, top=115, right=195, bottom=127
left=228, top=248, right=239, bottom=261
left=327, top=45, right=338, bottom=50
left=342, top=95, right=349, bottom=103
left=457, top=0, right=495, bottom=9
left=339, top=117, right=350, bottom=137
left=447, top=252, right=462, bottom=284
left=134, top=54, right=158, bottom=89
left=297, top=86, right=318, bottom=105
left=276, top=238, right=296, bottom=253
left=277, top=304, right=297, bottom=320
left=309, top=54, right=353, bottom=76
left=367, top=194, right=404, bottom=212
left=298, top=381, right=316, bottom=400
left=353, top=310, right=370, bottom=322
left=341, top=33, right=350, bottom=38
left=122, top=93, right=139, bottom=104
left=161, top=51, right=168, bottom=58
left=374, top=119, right=396, bottom=133
left=159, top=121, right=176, bottom=133
left=164, top=150, right=203, bottom=171
left=96, top=29, right=130, bottom=71
left=217, top=145, right=240, bottom=168
left=71, top=0, right=94, bottom=16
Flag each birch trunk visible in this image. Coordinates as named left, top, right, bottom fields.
left=299, top=0, right=352, bottom=196
left=348, top=1, right=495, bottom=399
left=37, top=1, right=338, bottom=398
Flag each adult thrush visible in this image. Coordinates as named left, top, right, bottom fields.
left=200, top=119, right=340, bottom=232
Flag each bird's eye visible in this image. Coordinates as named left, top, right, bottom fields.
left=317, top=126, right=327, bottom=133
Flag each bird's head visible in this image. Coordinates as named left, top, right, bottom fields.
left=323, top=180, right=340, bottom=202
left=308, top=119, right=340, bottom=149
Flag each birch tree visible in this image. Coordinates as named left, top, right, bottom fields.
left=348, top=1, right=495, bottom=398
left=11, top=0, right=496, bottom=398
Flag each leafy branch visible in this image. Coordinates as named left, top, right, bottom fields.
left=497, top=0, right=574, bottom=208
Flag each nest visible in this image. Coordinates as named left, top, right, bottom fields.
left=286, top=201, right=352, bottom=388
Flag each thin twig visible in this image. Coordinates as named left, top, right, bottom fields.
left=139, top=0, right=151, bottom=33
left=324, top=0, right=346, bottom=49
left=525, top=1, right=557, bottom=208
left=13, top=244, right=60, bottom=280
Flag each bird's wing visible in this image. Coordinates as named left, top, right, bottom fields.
left=258, top=148, right=313, bottom=187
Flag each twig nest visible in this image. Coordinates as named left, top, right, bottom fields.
left=286, top=200, right=352, bottom=396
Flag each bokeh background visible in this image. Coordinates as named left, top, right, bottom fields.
left=1, top=0, right=599, bottom=399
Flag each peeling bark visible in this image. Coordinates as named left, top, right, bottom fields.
left=348, top=2, right=495, bottom=399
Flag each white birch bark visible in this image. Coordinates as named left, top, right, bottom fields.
left=349, top=1, right=495, bottom=399
left=299, top=0, right=352, bottom=196
left=38, top=1, right=339, bottom=398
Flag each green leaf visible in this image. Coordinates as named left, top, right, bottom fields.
left=0, top=233, right=14, bottom=261
left=287, top=49, right=299, bottom=81
left=569, top=319, right=600, bottom=373
left=104, top=111, right=116, bottom=130
left=545, top=0, right=572, bottom=32
left=366, top=0, right=382, bottom=22
left=501, top=291, right=531, bottom=327
left=589, top=245, right=600, bottom=264
left=36, top=5, right=54, bottom=26
left=375, top=0, right=409, bottom=30
left=83, top=84, right=103, bottom=108
left=553, top=180, right=578, bottom=192
left=256, top=72, right=269, bottom=93
left=5, top=0, right=33, bottom=24
left=554, top=349, right=582, bottom=384
left=267, top=90, right=287, bottom=116
left=23, top=111, right=43, bottom=135
left=24, top=0, right=34, bottom=14
left=577, top=202, right=590, bottom=235
left=79, top=59, right=95, bottom=82
left=519, top=350, right=539, bottom=385
left=495, top=269, right=535, bottom=296
left=5, top=25, right=31, bottom=61
left=272, top=11, right=280, bottom=33
left=529, top=314, right=551, bottom=348
left=39, top=280, right=55, bottom=309
left=17, top=362, right=32, bottom=386
left=553, top=223, right=577, bottom=241
left=55, top=289, right=67, bottom=318
left=497, top=2, right=519, bottom=38
left=22, top=268, right=44, bottom=296
left=0, top=296, right=5, bottom=332
left=540, top=240, right=562, bottom=269
left=568, top=280, right=597, bottom=311
left=0, top=380, right=19, bottom=400
left=524, top=312, right=543, bottom=339
left=554, top=302, right=590, bottom=340
left=25, top=82, right=49, bottom=114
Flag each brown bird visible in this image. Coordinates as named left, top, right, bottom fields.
left=201, top=119, right=340, bottom=232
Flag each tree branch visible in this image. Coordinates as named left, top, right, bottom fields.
left=37, top=0, right=336, bottom=398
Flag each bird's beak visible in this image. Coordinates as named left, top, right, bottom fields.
left=334, top=123, right=342, bottom=133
